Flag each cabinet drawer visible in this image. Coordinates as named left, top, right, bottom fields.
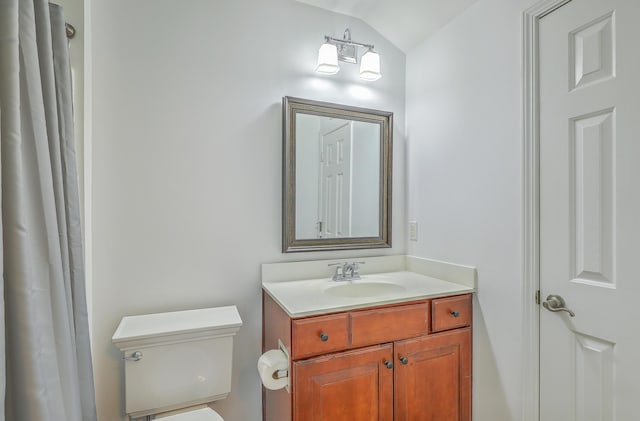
left=292, top=314, right=349, bottom=359
left=351, top=302, right=429, bottom=348
left=431, top=294, right=472, bottom=332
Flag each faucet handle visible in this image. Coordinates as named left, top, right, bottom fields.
left=352, top=261, right=365, bottom=274
left=345, top=261, right=365, bottom=280
left=328, top=263, right=344, bottom=281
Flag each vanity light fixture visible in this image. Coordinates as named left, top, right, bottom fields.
left=316, top=42, right=340, bottom=74
left=315, top=28, right=382, bottom=81
left=359, top=48, right=381, bottom=81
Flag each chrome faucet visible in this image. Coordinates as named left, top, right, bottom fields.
left=342, top=262, right=358, bottom=279
left=329, top=262, right=365, bottom=281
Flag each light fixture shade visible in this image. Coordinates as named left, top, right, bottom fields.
left=359, top=49, right=381, bottom=81
left=316, top=43, right=339, bottom=74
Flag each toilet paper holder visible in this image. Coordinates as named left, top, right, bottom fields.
left=258, top=339, right=291, bottom=392
left=277, top=339, right=290, bottom=392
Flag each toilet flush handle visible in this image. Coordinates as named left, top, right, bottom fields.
left=124, top=351, right=143, bottom=362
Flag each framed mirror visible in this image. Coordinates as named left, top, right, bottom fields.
left=282, top=96, right=392, bottom=252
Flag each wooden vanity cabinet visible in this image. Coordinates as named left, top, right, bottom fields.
left=262, top=292, right=472, bottom=421
left=294, top=344, right=394, bottom=421
left=394, top=328, right=471, bottom=421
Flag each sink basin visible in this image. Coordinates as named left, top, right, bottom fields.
left=324, top=282, right=406, bottom=298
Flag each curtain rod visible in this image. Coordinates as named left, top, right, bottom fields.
left=65, top=22, right=76, bottom=39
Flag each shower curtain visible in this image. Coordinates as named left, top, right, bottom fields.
left=0, top=1, right=97, bottom=420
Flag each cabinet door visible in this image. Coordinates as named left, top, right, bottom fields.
left=293, top=344, right=393, bottom=421
left=394, top=328, right=471, bottom=421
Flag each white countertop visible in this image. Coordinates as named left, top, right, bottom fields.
left=263, top=270, right=475, bottom=318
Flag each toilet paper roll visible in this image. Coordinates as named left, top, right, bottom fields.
left=258, top=349, right=288, bottom=390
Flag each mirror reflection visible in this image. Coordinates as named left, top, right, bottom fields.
left=283, top=97, right=392, bottom=253
left=295, top=114, right=380, bottom=239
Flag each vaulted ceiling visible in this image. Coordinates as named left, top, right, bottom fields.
left=295, top=0, right=478, bottom=52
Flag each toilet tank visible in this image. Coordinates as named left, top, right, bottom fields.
left=112, top=306, right=242, bottom=419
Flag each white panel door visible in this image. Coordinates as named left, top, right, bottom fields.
left=539, top=0, right=640, bottom=419
left=318, top=122, right=352, bottom=238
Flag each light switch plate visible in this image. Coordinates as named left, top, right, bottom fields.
left=409, top=221, right=418, bottom=241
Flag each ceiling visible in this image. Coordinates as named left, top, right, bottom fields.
left=295, top=0, right=478, bottom=53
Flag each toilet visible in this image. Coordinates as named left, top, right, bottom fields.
left=112, top=306, right=242, bottom=421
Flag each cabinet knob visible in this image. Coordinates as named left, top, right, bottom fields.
left=319, top=333, right=329, bottom=342
left=399, top=356, right=409, bottom=365
left=450, top=311, right=460, bottom=318
left=384, top=360, right=394, bottom=369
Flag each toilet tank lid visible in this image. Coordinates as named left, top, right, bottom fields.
left=112, top=306, right=242, bottom=350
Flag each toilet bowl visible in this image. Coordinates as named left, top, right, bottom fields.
left=158, top=407, right=224, bottom=421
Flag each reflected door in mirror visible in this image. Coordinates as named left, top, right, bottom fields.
left=318, top=120, right=352, bottom=239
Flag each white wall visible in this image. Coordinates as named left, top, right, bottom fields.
left=351, top=121, right=380, bottom=236
left=90, top=0, right=405, bottom=420
left=406, top=0, right=537, bottom=419
left=294, top=114, right=320, bottom=238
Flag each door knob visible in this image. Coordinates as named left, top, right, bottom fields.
left=542, top=294, right=575, bottom=317
left=124, top=351, right=143, bottom=361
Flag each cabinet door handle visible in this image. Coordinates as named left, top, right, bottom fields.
left=450, top=311, right=460, bottom=318
left=319, top=333, right=329, bottom=342
left=399, top=356, right=409, bottom=365
left=384, top=360, right=394, bottom=369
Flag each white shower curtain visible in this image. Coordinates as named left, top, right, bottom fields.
left=0, top=1, right=97, bottom=420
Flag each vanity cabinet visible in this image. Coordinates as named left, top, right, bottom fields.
left=262, top=292, right=472, bottom=421
left=294, top=344, right=394, bottom=420
left=394, top=328, right=471, bottom=420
